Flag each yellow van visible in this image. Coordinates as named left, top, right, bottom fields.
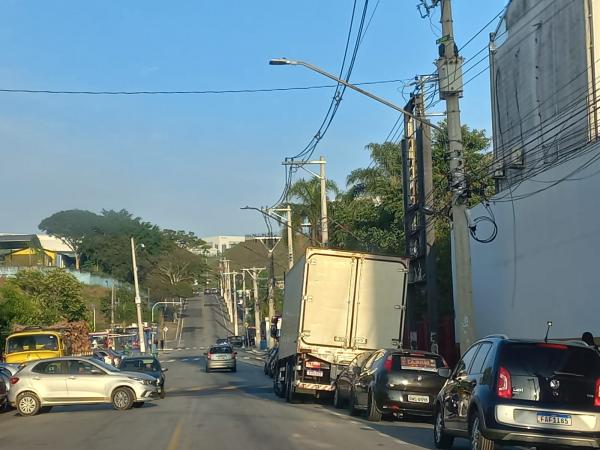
left=4, top=330, right=64, bottom=363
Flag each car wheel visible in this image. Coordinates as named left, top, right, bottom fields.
left=333, top=386, right=344, bottom=409
left=160, top=387, right=166, bottom=399
left=132, top=402, right=144, bottom=408
left=433, top=407, right=454, bottom=449
left=470, top=413, right=494, bottom=450
left=348, top=389, right=361, bottom=416
left=366, top=390, right=382, bottom=422
left=39, top=406, right=53, bottom=413
left=111, top=387, right=135, bottom=411
left=16, top=392, right=40, bottom=416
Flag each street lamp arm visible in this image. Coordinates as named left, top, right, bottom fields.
left=269, top=58, right=442, bottom=132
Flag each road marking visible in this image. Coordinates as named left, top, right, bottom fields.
left=193, top=347, right=197, bottom=349
left=220, top=386, right=237, bottom=391
left=243, top=356, right=250, bottom=360
left=193, top=358, right=201, bottom=361
left=166, top=420, right=183, bottom=450
left=181, top=358, right=189, bottom=362
left=166, top=359, right=175, bottom=363
left=199, top=346, right=205, bottom=349
left=185, top=347, right=190, bottom=350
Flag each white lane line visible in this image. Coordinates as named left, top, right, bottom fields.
left=193, top=347, right=197, bottom=350
left=181, top=358, right=189, bottom=362
left=185, top=347, right=191, bottom=350
left=193, top=358, right=201, bottom=361
left=200, top=346, right=205, bottom=349
left=166, top=359, right=176, bottom=363
left=243, top=357, right=250, bottom=360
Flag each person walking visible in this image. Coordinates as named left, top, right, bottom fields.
left=159, top=339, right=165, bottom=351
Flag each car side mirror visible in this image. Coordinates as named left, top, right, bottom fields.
left=437, top=367, right=452, bottom=378
left=90, top=368, right=103, bottom=375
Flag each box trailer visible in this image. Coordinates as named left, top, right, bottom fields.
left=273, top=248, right=409, bottom=402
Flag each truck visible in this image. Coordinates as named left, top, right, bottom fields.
left=4, top=321, right=92, bottom=364
left=273, top=248, right=409, bottom=403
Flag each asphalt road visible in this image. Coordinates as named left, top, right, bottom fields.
left=0, top=296, right=523, bottom=450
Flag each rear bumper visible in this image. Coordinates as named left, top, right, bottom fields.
left=207, top=361, right=236, bottom=369
left=378, top=390, right=435, bottom=415
left=485, top=428, right=600, bottom=448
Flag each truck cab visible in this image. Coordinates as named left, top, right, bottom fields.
left=4, top=330, right=65, bottom=363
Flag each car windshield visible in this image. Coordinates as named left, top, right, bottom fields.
left=500, top=343, right=600, bottom=377
left=210, top=346, right=232, bottom=354
left=6, top=334, right=59, bottom=353
left=120, top=359, right=160, bottom=372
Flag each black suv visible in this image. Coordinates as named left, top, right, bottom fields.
left=433, top=336, right=600, bottom=449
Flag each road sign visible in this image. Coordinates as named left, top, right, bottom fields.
left=436, top=34, right=450, bottom=44
left=163, top=327, right=169, bottom=333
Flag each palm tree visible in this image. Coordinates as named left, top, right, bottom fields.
left=286, top=178, right=339, bottom=244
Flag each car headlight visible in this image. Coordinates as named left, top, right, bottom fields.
left=129, top=377, right=153, bottom=385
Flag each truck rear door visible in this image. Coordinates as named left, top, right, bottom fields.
left=352, top=257, right=407, bottom=350
left=300, top=252, right=356, bottom=349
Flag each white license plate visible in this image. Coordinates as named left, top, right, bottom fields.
left=306, top=369, right=323, bottom=377
left=537, top=413, right=572, bottom=426
left=213, top=355, right=229, bottom=360
left=407, top=395, right=429, bottom=404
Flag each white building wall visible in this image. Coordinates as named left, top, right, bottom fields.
left=202, top=236, right=246, bottom=256
left=469, top=144, right=600, bottom=340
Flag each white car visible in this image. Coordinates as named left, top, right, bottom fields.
left=8, top=357, right=159, bottom=416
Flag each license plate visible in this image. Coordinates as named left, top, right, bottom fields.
left=213, top=355, right=229, bottom=360
left=306, top=369, right=323, bottom=377
left=537, top=413, right=572, bottom=426
left=407, top=395, right=429, bottom=404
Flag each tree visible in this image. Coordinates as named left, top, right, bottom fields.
left=162, top=229, right=209, bottom=253
left=38, top=209, right=101, bottom=269
left=287, top=178, right=339, bottom=244
left=145, top=247, right=206, bottom=299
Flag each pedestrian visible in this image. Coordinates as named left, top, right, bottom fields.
left=160, top=339, right=165, bottom=351
left=582, top=331, right=598, bottom=350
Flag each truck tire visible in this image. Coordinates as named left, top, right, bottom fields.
left=367, top=390, right=382, bottom=422
left=273, top=364, right=285, bottom=398
left=285, top=362, right=300, bottom=404
left=348, top=389, right=361, bottom=416
left=333, top=387, right=344, bottom=409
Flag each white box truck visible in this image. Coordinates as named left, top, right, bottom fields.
left=273, top=248, right=409, bottom=402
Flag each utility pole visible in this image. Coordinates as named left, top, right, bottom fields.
left=254, top=236, right=281, bottom=349
left=230, top=271, right=239, bottom=336
left=282, top=157, right=328, bottom=246
left=130, top=237, right=146, bottom=354
left=110, top=282, right=115, bottom=333
left=319, top=155, right=329, bottom=246
left=244, top=267, right=265, bottom=350
left=268, top=205, right=294, bottom=269
left=435, top=0, right=475, bottom=349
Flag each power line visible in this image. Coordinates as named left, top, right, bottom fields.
left=0, top=78, right=406, bottom=96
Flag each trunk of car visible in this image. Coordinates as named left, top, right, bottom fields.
left=501, top=343, right=600, bottom=407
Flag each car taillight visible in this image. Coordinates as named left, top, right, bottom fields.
left=595, top=379, right=600, bottom=407
left=9, top=377, right=19, bottom=385
left=233, top=352, right=237, bottom=359
left=384, top=356, right=393, bottom=373
left=537, top=343, right=567, bottom=350
left=497, top=366, right=512, bottom=399
left=207, top=353, right=212, bottom=360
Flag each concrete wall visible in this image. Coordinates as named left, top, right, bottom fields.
left=469, top=141, right=600, bottom=340
left=491, top=0, right=592, bottom=190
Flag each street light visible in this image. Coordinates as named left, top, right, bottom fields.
left=130, top=237, right=146, bottom=354
left=268, top=58, right=442, bottom=132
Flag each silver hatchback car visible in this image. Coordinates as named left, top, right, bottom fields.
left=8, top=357, right=159, bottom=416
left=205, top=345, right=237, bottom=372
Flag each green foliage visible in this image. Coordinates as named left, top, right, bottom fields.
left=0, top=269, right=89, bottom=339
left=99, top=286, right=144, bottom=325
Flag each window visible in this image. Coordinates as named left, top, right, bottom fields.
left=348, top=351, right=373, bottom=373
left=68, top=360, right=104, bottom=375
left=363, top=351, right=381, bottom=370
left=32, top=361, right=65, bottom=375
left=6, top=334, right=59, bottom=353
left=210, top=346, right=232, bottom=354
left=454, top=344, right=480, bottom=376
left=470, top=342, right=492, bottom=374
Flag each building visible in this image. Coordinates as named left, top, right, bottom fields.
left=0, top=234, right=76, bottom=268
left=468, top=0, right=600, bottom=340
left=201, top=236, right=247, bottom=257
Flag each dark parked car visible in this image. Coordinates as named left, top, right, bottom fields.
left=204, top=288, right=211, bottom=294
left=264, top=347, right=279, bottom=377
left=343, top=348, right=447, bottom=422
left=92, top=348, right=123, bottom=367
left=211, top=288, right=219, bottom=295
left=433, top=336, right=600, bottom=450
left=215, top=338, right=229, bottom=346
left=118, top=356, right=167, bottom=399
left=333, top=351, right=373, bottom=407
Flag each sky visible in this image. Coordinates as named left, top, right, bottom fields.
left=1, top=0, right=507, bottom=237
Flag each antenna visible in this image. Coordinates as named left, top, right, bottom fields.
left=544, top=321, right=553, bottom=342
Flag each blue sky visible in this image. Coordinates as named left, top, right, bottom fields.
left=1, top=0, right=506, bottom=236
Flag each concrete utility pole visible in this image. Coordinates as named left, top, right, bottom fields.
left=221, top=259, right=233, bottom=322
left=254, top=236, right=281, bottom=349
left=244, top=267, right=265, bottom=350
left=436, top=0, right=476, bottom=349
left=110, top=282, right=115, bottom=333
left=130, top=237, right=146, bottom=354
left=319, top=156, right=329, bottom=246
left=269, top=205, right=294, bottom=269
left=230, top=271, right=239, bottom=336
left=282, top=158, right=329, bottom=246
